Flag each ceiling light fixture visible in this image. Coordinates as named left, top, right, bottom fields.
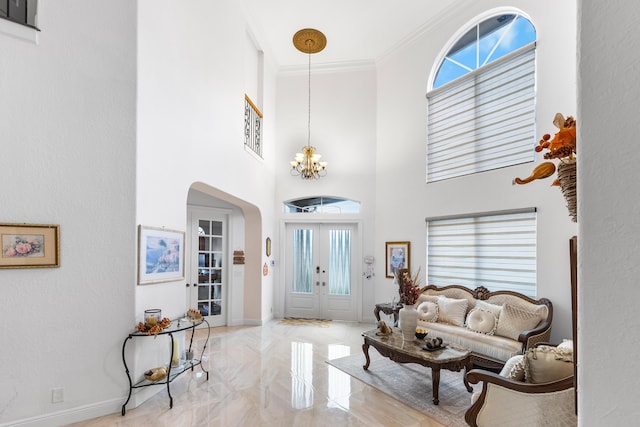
left=290, top=28, right=328, bottom=180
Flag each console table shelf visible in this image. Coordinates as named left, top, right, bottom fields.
left=121, top=318, right=210, bottom=415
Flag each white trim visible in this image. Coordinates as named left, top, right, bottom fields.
left=0, top=397, right=123, bottom=427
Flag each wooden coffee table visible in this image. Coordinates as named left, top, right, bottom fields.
left=361, top=328, right=473, bottom=405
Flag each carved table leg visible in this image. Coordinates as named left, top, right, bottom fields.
left=392, top=311, right=399, bottom=326
left=373, top=306, right=382, bottom=323
left=463, top=357, right=473, bottom=392
left=432, top=366, right=441, bottom=405
left=362, top=342, right=371, bottom=370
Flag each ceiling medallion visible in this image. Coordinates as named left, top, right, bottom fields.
left=293, top=28, right=327, bottom=54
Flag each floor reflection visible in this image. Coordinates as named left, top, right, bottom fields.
left=290, top=341, right=313, bottom=409
left=327, top=344, right=351, bottom=410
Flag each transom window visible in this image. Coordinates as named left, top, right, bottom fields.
left=427, top=12, right=536, bottom=183
left=284, top=197, right=360, bottom=213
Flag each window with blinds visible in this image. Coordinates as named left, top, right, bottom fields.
left=426, top=209, right=537, bottom=297
left=426, top=13, right=536, bottom=183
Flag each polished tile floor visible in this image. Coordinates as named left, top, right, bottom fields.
left=70, top=320, right=446, bottom=426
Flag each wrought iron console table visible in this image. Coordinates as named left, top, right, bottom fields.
left=121, top=318, right=210, bottom=415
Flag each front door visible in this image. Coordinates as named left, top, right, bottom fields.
left=284, top=223, right=357, bottom=321
left=188, top=209, right=227, bottom=327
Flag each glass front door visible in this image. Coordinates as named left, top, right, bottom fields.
left=285, top=223, right=357, bottom=321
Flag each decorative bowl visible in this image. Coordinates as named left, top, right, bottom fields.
left=415, top=329, right=428, bottom=340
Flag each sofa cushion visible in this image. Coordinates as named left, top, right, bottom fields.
left=436, top=296, right=468, bottom=327
left=495, top=303, right=544, bottom=340
left=416, top=301, right=438, bottom=322
left=418, top=321, right=524, bottom=362
left=474, top=300, right=503, bottom=319
left=466, top=308, right=497, bottom=335
left=524, top=345, right=573, bottom=384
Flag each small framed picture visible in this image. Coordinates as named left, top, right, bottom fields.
left=0, top=223, right=60, bottom=269
left=138, top=226, right=185, bottom=285
left=385, top=241, right=410, bottom=278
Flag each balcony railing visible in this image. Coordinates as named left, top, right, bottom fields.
left=244, top=95, right=262, bottom=158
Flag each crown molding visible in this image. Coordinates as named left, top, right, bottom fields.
left=278, top=59, right=376, bottom=76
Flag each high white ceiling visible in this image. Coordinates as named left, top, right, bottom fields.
left=240, top=0, right=466, bottom=71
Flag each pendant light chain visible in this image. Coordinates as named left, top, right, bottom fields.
left=307, top=49, right=311, bottom=149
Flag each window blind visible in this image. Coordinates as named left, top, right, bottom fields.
left=426, top=210, right=537, bottom=297
left=426, top=43, right=536, bottom=183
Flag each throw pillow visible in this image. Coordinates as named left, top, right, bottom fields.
left=507, top=357, right=526, bottom=382
left=495, top=303, right=543, bottom=340
left=524, top=345, right=574, bottom=384
left=436, top=296, right=468, bottom=327
left=416, top=301, right=438, bottom=322
left=474, top=300, right=503, bottom=320
left=465, top=308, right=497, bottom=335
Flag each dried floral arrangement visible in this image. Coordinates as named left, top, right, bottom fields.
left=514, top=113, right=577, bottom=221
left=396, top=267, right=422, bottom=305
left=514, top=113, right=576, bottom=186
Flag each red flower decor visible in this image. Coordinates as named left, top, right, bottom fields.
left=396, top=267, right=422, bottom=305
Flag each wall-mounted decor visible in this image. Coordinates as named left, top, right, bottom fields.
left=233, top=250, right=245, bottom=265
left=385, top=241, right=410, bottom=278
left=0, top=223, right=60, bottom=268
left=138, top=226, right=185, bottom=285
left=266, top=237, right=271, bottom=257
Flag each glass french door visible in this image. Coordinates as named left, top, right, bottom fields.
left=285, top=223, right=357, bottom=321
left=189, top=211, right=227, bottom=327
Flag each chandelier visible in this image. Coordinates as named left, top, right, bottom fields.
left=290, top=28, right=328, bottom=179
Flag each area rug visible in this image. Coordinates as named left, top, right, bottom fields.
left=327, top=351, right=475, bottom=427
left=279, top=317, right=331, bottom=327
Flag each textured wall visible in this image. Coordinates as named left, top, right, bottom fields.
left=0, top=0, right=136, bottom=424
left=578, top=0, right=640, bottom=424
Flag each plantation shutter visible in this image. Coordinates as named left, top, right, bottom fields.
left=426, top=43, right=536, bottom=183
left=426, top=209, right=537, bottom=297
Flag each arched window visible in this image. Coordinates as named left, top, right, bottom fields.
left=427, top=12, right=536, bottom=182
left=284, top=197, right=360, bottom=213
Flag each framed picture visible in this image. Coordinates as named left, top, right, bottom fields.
left=385, top=241, right=410, bottom=278
left=0, top=223, right=60, bottom=269
left=138, top=226, right=185, bottom=285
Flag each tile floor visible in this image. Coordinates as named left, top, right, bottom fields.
left=69, top=320, right=447, bottom=426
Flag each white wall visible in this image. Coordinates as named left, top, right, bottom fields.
left=578, top=1, right=640, bottom=424
left=0, top=1, right=136, bottom=424
left=374, top=0, right=578, bottom=342
left=274, top=67, right=378, bottom=319
left=136, top=0, right=277, bottom=324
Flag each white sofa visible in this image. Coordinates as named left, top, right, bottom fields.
left=415, top=285, right=553, bottom=369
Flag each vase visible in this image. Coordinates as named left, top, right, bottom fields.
left=558, top=160, right=577, bottom=222
left=399, top=304, right=418, bottom=341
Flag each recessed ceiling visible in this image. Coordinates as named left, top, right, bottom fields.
left=240, top=0, right=468, bottom=71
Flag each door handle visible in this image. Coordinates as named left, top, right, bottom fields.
left=316, top=266, right=320, bottom=273
left=322, top=282, right=326, bottom=287
left=316, top=281, right=320, bottom=286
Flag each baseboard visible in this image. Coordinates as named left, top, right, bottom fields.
left=0, top=397, right=124, bottom=427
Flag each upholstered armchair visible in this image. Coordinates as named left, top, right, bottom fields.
left=465, top=342, right=576, bottom=427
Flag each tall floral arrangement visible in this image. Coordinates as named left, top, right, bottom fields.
left=396, top=267, right=422, bottom=305
left=514, top=113, right=577, bottom=221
